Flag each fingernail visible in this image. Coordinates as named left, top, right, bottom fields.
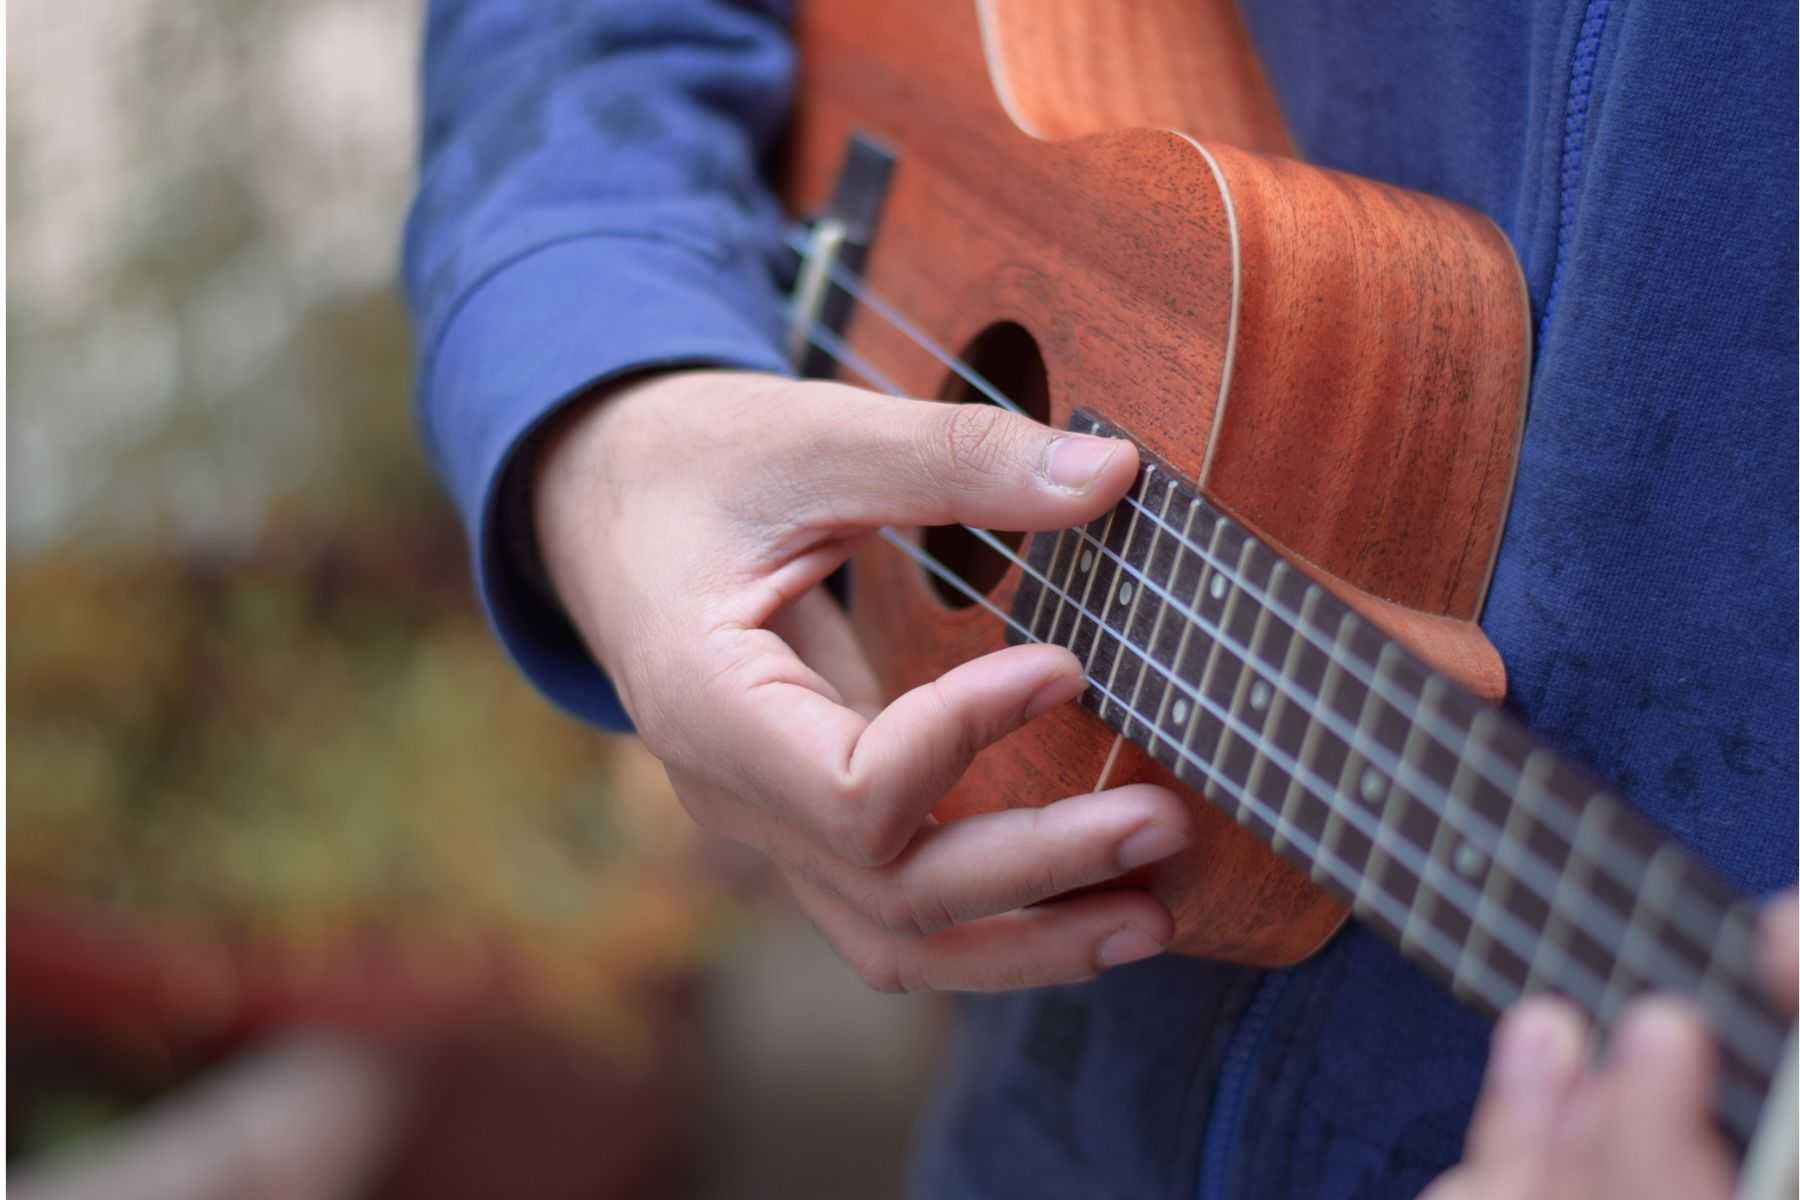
left=1097, top=928, right=1165, bottom=968
left=1491, top=1002, right=1584, bottom=1099
left=1118, top=823, right=1187, bottom=870
left=1043, top=435, right=1123, bottom=493
left=1024, top=672, right=1086, bottom=721
left=1613, top=1001, right=1697, bottom=1065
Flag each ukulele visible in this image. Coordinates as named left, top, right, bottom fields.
left=778, top=0, right=1796, bottom=1188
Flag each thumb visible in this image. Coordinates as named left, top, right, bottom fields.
left=796, top=385, right=1141, bottom=531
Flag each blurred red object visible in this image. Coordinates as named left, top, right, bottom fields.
left=10, top=899, right=712, bottom=1200
left=9, top=898, right=509, bottom=1055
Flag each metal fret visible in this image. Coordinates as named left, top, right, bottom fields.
left=1272, top=584, right=1327, bottom=859
left=1196, top=534, right=1260, bottom=818
left=1524, top=785, right=1610, bottom=995
left=1172, top=516, right=1235, bottom=780
left=1025, top=527, right=1072, bottom=641
left=1601, top=842, right=1682, bottom=1026
left=1102, top=467, right=1170, bottom=733
left=1452, top=720, right=1536, bottom=1005
left=1051, top=500, right=1123, bottom=683
left=1296, top=608, right=1365, bottom=883
left=1132, top=482, right=1199, bottom=743
left=1352, top=644, right=1412, bottom=925
left=1239, top=561, right=1294, bottom=802
left=1398, top=676, right=1457, bottom=955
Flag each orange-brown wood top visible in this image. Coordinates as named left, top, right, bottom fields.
left=783, top=0, right=1529, bottom=964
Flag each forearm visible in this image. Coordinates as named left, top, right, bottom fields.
left=403, top=0, right=797, bottom=726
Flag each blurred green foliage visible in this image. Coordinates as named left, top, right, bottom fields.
left=8, top=0, right=725, bottom=1055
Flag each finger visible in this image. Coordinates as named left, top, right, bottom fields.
left=1415, top=1170, right=1482, bottom=1200
left=791, top=875, right=1174, bottom=993
left=786, top=784, right=1191, bottom=936
left=1758, top=891, right=1798, bottom=1013
left=781, top=385, right=1141, bottom=531
left=766, top=584, right=885, bottom=718
left=1464, top=996, right=1586, bottom=1166
left=879, top=785, right=1190, bottom=931
left=1558, top=999, right=1734, bottom=1199
left=712, top=638, right=1088, bottom=866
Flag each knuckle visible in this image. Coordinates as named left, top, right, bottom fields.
left=934, top=403, right=1012, bottom=486
left=872, top=881, right=924, bottom=938
left=848, top=946, right=907, bottom=995
left=877, top=875, right=958, bottom=938
left=832, top=802, right=911, bottom=869
left=921, top=677, right=984, bottom=775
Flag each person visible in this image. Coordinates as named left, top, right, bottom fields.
left=403, top=2, right=1798, bottom=1195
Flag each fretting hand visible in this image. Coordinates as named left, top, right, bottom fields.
left=1424, top=893, right=1798, bottom=1200
left=533, top=369, right=1195, bottom=992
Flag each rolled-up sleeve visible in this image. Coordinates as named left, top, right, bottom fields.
left=403, top=0, right=795, bottom=728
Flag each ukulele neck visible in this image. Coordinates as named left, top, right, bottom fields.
left=1008, top=409, right=1782, bottom=1145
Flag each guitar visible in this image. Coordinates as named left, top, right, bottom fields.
left=778, top=0, right=1796, bottom=1190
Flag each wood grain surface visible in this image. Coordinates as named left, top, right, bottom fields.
left=782, top=0, right=1529, bottom=964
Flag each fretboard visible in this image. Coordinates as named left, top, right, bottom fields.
left=1008, top=410, right=1784, bottom=1145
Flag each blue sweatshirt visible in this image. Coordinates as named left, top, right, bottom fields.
left=404, top=3, right=1797, bottom=1196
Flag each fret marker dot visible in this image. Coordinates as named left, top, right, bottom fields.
left=1358, top=767, right=1384, bottom=803
left=1079, top=550, right=1094, bottom=573
left=1250, top=680, right=1271, bottom=710
left=1209, top=574, right=1227, bottom=601
left=1118, top=581, right=1134, bottom=604
left=1171, top=699, right=1190, bottom=723
left=1454, top=843, right=1486, bottom=877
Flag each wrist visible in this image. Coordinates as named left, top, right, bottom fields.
left=527, top=367, right=731, bottom=679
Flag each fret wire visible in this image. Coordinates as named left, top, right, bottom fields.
left=1060, top=504, right=1116, bottom=668
left=1037, top=409, right=1104, bottom=650
left=1202, top=535, right=1263, bottom=809
left=1375, top=651, right=1432, bottom=949
left=1523, top=781, right=1608, bottom=996
left=1603, top=843, right=1680, bottom=1028
left=1276, top=585, right=1329, bottom=862
left=1140, top=493, right=1204, bottom=738
left=1695, top=905, right=1764, bottom=1061
left=1238, top=559, right=1290, bottom=803
left=1080, top=487, right=1142, bottom=705
left=1098, top=467, right=1163, bottom=724
left=801, top=322, right=1781, bottom=1069
left=1395, top=671, right=1451, bottom=955
left=1352, top=643, right=1404, bottom=924
left=1454, top=732, right=1542, bottom=1001
left=1119, top=475, right=1181, bottom=741
left=1176, top=517, right=1235, bottom=762
left=874, top=522, right=1777, bottom=1115
left=1025, top=527, right=1069, bottom=641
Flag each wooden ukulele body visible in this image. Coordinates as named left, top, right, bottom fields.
left=782, top=0, right=1531, bottom=965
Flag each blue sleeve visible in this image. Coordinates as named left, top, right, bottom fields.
left=403, top=0, right=796, bottom=729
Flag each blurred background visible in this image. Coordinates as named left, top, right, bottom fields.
left=7, top=1, right=948, bottom=1195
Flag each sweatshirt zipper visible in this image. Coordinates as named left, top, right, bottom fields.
left=1193, top=970, right=1290, bottom=1200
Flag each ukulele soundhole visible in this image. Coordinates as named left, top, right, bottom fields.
left=923, top=320, right=1050, bottom=608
